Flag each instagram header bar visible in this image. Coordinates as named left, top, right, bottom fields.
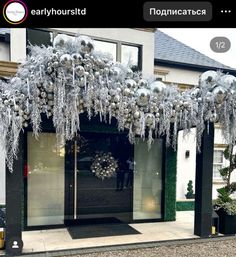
left=0, top=0, right=234, bottom=27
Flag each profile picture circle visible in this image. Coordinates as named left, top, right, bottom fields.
left=3, top=0, right=28, bottom=25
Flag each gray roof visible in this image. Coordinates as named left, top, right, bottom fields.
left=155, top=30, right=235, bottom=71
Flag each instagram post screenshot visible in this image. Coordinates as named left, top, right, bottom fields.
left=0, top=0, right=236, bottom=256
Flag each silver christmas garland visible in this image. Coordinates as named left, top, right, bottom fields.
left=90, top=152, right=118, bottom=180
left=0, top=33, right=236, bottom=172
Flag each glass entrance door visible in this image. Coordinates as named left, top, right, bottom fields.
left=65, top=132, right=134, bottom=223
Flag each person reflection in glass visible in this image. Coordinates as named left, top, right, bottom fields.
left=116, top=160, right=125, bottom=191
left=126, top=157, right=134, bottom=188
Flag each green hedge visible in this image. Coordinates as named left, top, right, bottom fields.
left=176, top=201, right=195, bottom=211
left=164, top=146, right=177, bottom=221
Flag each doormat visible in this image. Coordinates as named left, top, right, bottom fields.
left=67, top=223, right=141, bottom=239
left=65, top=217, right=122, bottom=226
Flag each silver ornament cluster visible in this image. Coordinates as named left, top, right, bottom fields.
left=90, top=152, right=118, bottom=180
left=0, top=34, right=236, bottom=172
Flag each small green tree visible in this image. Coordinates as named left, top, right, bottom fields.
left=186, top=180, right=194, bottom=199
left=215, top=145, right=236, bottom=215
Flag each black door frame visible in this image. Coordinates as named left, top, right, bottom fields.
left=22, top=115, right=166, bottom=230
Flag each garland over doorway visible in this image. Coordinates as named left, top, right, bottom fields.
left=0, top=34, right=236, bottom=171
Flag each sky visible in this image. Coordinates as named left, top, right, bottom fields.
left=159, top=28, right=236, bottom=69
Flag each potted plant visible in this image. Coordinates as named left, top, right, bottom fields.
left=0, top=207, right=5, bottom=249
left=185, top=180, right=195, bottom=199
left=214, top=145, right=236, bottom=234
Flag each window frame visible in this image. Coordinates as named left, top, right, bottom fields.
left=213, top=148, right=227, bottom=181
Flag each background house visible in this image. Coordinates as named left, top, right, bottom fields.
left=154, top=30, right=236, bottom=201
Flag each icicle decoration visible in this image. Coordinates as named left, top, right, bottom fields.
left=0, top=34, right=236, bottom=171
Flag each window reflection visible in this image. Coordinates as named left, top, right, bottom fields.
left=27, top=132, right=65, bottom=226
left=133, top=139, right=163, bottom=220
left=121, top=45, right=140, bottom=71
left=94, top=40, right=117, bottom=61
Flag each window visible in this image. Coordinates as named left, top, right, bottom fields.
left=213, top=149, right=224, bottom=179
left=94, top=40, right=117, bottom=61
left=27, top=28, right=52, bottom=47
left=121, top=44, right=141, bottom=71
left=0, top=29, right=10, bottom=61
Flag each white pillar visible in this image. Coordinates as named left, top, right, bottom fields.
left=10, top=28, right=27, bottom=62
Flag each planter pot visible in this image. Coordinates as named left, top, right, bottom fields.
left=0, top=238, right=4, bottom=249
left=216, top=208, right=236, bottom=235
left=185, top=194, right=195, bottom=199
left=0, top=229, right=4, bottom=250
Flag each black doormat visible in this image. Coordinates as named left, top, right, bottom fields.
left=67, top=222, right=141, bottom=239
left=65, top=217, right=122, bottom=226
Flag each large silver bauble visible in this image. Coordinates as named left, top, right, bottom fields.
left=145, top=113, right=155, bottom=126
left=220, top=75, right=236, bottom=91
left=125, top=79, right=137, bottom=89
left=72, top=53, right=83, bottom=65
left=136, top=88, right=151, bottom=106
left=75, top=66, right=85, bottom=76
left=113, top=95, right=120, bottom=102
left=76, top=35, right=94, bottom=54
left=138, top=79, right=148, bottom=88
left=150, top=81, right=166, bottom=95
left=60, top=54, right=72, bottom=67
left=134, top=111, right=141, bottom=119
left=212, top=86, right=227, bottom=104
left=53, top=34, right=73, bottom=48
left=123, top=88, right=132, bottom=97
left=199, top=70, right=218, bottom=84
left=47, top=82, right=54, bottom=93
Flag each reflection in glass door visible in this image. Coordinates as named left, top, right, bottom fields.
left=27, top=132, right=65, bottom=226
left=133, top=139, right=163, bottom=220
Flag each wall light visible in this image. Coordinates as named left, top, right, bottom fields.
left=185, top=150, right=190, bottom=158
